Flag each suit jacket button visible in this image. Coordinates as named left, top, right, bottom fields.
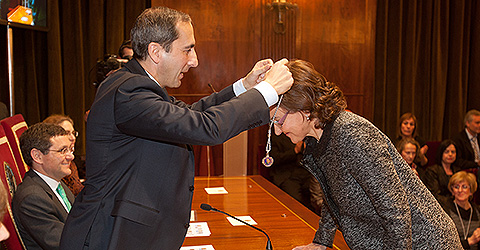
left=184, top=223, right=190, bottom=229
left=189, top=185, right=194, bottom=191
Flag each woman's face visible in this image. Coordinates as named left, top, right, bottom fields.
left=59, top=120, right=76, bottom=145
left=442, top=144, right=456, bottom=165
left=400, top=143, right=417, bottom=165
left=400, top=118, right=415, bottom=137
left=271, top=108, right=313, bottom=144
left=452, top=180, right=472, bottom=203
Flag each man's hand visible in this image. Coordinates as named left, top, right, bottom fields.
left=292, top=243, right=326, bottom=250
left=243, top=59, right=274, bottom=90
left=264, top=58, right=293, bottom=95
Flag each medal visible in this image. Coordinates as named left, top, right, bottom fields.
left=262, top=95, right=283, bottom=168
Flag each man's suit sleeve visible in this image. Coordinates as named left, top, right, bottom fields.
left=114, top=77, right=269, bottom=146
left=15, top=189, right=66, bottom=250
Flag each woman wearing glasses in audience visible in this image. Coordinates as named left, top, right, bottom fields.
left=442, top=171, right=480, bottom=249
left=424, top=139, right=462, bottom=204
left=269, top=60, right=462, bottom=249
left=43, top=115, right=84, bottom=196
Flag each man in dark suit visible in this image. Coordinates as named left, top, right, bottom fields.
left=12, top=123, right=75, bottom=250
left=60, top=6, right=293, bottom=250
left=453, top=109, right=480, bottom=170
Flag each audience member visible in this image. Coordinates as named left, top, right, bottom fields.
left=393, top=112, right=428, bottom=166
left=60, top=6, right=293, bottom=250
left=424, top=139, right=462, bottom=203
left=12, top=123, right=75, bottom=250
left=0, top=102, right=8, bottom=120
left=396, top=138, right=425, bottom=181
left=118, top=40, right=133, bottom=60
left=0, top=180, right=10, bottom=243
left=270, top=133, right=312, bottom=209
left=269, top=59, right=461, bottom=250
left=441, top=171, right=480, bottom=249
left=43, top=114, right=84, bottom=196
left=453, top=109, right=480, bottom=170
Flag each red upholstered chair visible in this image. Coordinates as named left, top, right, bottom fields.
left=0, top=126, right=26, bottom=250
left=1, top=114, right=29, bottom=178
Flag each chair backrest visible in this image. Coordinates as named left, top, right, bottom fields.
left=425, top=141, right=441, bottom=167
left=1, top=114, right=29, bottom=178
left=0, top=126, right=26, bottom=250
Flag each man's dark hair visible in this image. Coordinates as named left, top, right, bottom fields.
left=131, top=6, right=191, bottom=60
left=118, top=40, right=132, bottom=59
left=20, top=123, right=68, bottom=166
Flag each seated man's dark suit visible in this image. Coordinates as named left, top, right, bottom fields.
left=12, top=170, right=74, bottom=250
left=453, top=130, right=480, bottom=170
left=60, top=59, right=270, bottom=250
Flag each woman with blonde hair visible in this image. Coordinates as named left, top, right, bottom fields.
left=270, top=60, right=463, bottom=249
left=442, top=171, right=480, bottom=249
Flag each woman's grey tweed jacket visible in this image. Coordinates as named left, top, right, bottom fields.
left=302, top=111, right=462, bottom=249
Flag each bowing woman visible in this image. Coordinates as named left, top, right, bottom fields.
left=267, top=60, right=462, bottom=249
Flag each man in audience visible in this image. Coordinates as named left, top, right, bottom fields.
left=12, top=123, right=75, bottom=250
left=453, top=109, right=480, bottom=170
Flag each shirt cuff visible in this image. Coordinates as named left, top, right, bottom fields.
left=253, top=81, right=279, bottom=107
left=233, top=79, right=247, bottom=96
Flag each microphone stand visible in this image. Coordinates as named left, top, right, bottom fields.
left=201, top=204, right=273, bottom=250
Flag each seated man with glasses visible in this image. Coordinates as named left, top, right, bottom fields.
left=12, top=123, right=75, bottom=250
left=43, top=114, right=84, bottom=196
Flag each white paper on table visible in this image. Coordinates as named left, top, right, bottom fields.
left=185, top=222, right=211, bottom=237
left=226, top=216, right=257, bottom=226
left=204, top=187, right=228, bottom=194
left=180, top=245, right=215, bottom=250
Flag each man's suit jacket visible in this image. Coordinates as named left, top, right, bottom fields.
left=453, top=130, right=480, bottom=170
left=12, top=170, right=74, bottom=250
left=60, top=59, right=270, bottom=250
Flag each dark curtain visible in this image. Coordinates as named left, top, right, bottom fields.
left=374, top=0, right=480, bottom=142
left=1, top=0, right=148, bottom=157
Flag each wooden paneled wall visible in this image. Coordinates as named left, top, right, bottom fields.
left=151, top=0, right=376, bottom=175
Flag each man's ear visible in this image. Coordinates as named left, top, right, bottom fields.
left=147, top=42, right=165, bottom=64
left=30, top=148, right=44, bottom=165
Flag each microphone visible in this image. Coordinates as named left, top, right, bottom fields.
left=200, top=203, right=273, bottom=250
left=207, top=83, right=217, bottom=93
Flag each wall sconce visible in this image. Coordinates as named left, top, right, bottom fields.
left=267, top=0, right=298, bottom=34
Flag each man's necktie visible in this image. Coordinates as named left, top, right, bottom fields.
left=56, top=183, right=71, bottom=212
left=471, top=137, right=480, bottom=162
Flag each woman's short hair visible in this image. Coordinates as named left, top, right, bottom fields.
left=435, top=139, right=457, bottom=165
left=448, top=171, right=477, bottom=194
left=397, top=113, right=417, bottom=138
left=43, top=114, right=73, bottom=126
left=281, top=59, right=347, bottom=129
left=396, top=138, right=420, bottom=155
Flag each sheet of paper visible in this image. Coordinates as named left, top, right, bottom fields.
left=226, top=216, right=257, bottom=226
left=190, top=210, right=196, bottom=221
left=204, top=187, right=228, bottom=194
left=186, top=222, right=211, bottom=237
left=180, top=245, right=215, bottom=250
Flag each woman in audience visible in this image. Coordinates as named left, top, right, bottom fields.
left=272, top=60, right=461, bottom=250
left=424, top=139, right=461, bottom=203
left=43, top=114, right=84, bottom=196
left=442, top=171, right=480, bottom=249
left=396, top=138, right=425, bottom=181
left=394, top=113, right=429, bottom=166
left=0, top=181, right=10, bottom=242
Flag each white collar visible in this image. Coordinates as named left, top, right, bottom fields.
left=32, top=169, right=60, bottom=192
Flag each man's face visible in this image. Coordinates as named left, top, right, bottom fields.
left=41, top=135, right=73, bottom=181
left=466, top=115, right=480, bottom=135
left=157, top=21, right=198, bottom=88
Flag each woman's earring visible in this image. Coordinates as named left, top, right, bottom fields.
left=306, top=116, right=310, bottom=121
